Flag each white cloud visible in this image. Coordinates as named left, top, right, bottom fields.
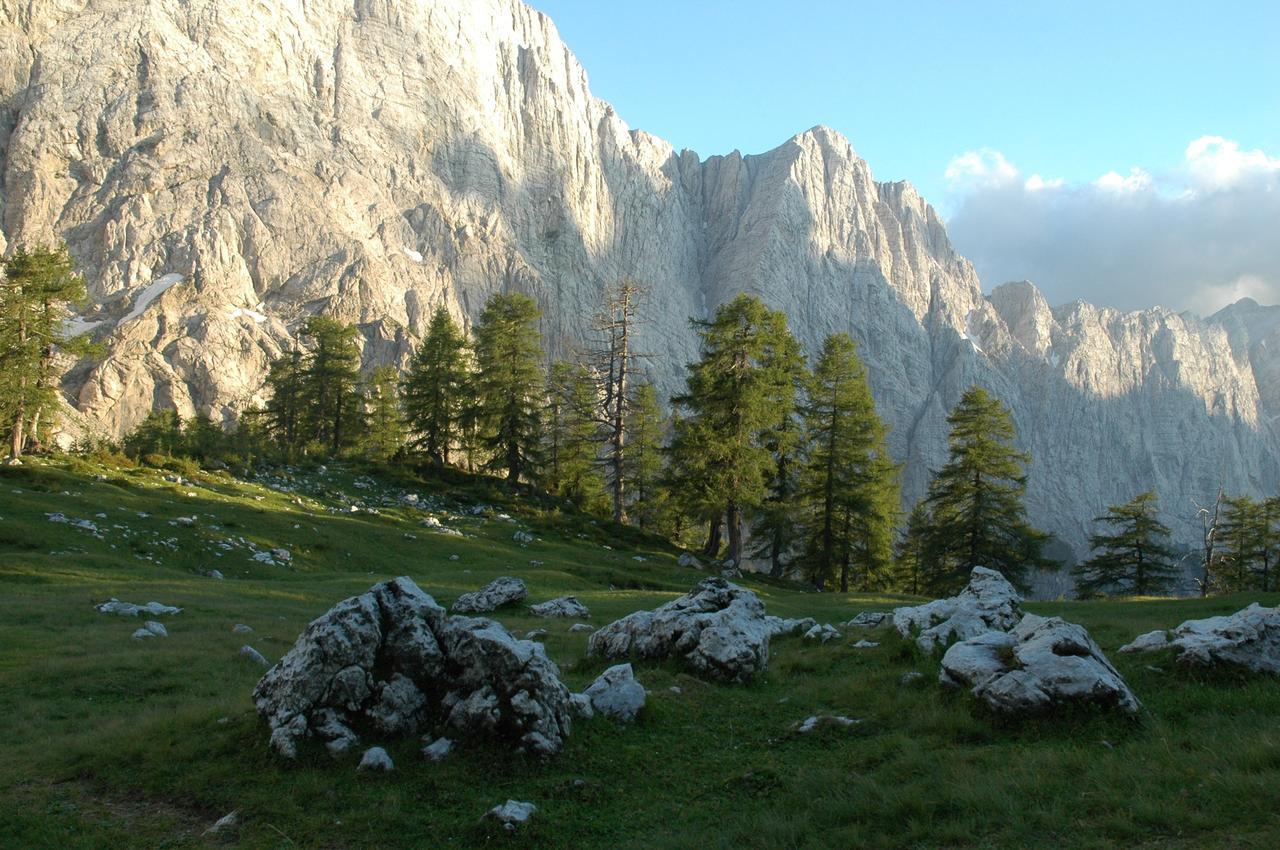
left=1185, top=135, right=1280, bottom=190
left=1092, top=167, right=1153, bottom=194
left=944, top=148, right=1019, bottom=190
left=944, top=136, right=1280, bottom=314
left=1024, top=174, right=1064, bottom=192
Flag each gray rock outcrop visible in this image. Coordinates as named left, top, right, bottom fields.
left=530, top=596, right=590, bottom=619
left=452, top=577, right=528, bottom=614
left=582, top=663, right=645, bottom=723
left=893, top=567, right=1022, bottom=651
left=252, top=576, right=572, bottom=758
left=940, top=614, right=1141, bottom=716
left=96, top=599, right=182, bottom=617
left=587, top=577, right=775, bottom=682
left=485, top=800, right=536, bottom=834
left=1119, top=604, right=1280, bottom=674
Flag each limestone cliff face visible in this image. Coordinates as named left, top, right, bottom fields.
left=2, top=0, right=1276, bottom=561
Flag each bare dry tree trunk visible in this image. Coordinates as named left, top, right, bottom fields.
left=1195, top=486, right=1225, bottom=597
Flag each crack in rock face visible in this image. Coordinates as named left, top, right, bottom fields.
left=1119, top=603, right=1280, bottom=674
left=587, top=577, right=778, bottom=683
left=252, top=577, right=572, bottom=758
left=892, top=566, right=1023, bottom=652
left=940, top=613, right=1141, bottom=716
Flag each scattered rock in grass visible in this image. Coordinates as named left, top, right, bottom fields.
left=852, top=639, right=879, bottom=649
left=669, top=685, right=683, bottom=695
left=1119, top=604, right=1280, bottom=674
left=765, top=616, right=817, bottom=638
left=844, top=611, right=889, bottom=629
left=525, top=628, right=549, bottom=640
left=530, top=596, right=590, bottom=619
left=421, top=736, right=454, bottom=762
left=677, top=552, right=703, bottom=570
left=253, top=577, right=573, bottom=759
left=803, top=623, right=841, bottom=644
left=206, top=569, right=225, bottom=580
left=233, top=624, right=253, bottom=634
left=46, top=512, right=68, bottom=523
left=241, top=645, right=269, bottom=666
left=203, top=810, right=239, bottom=836
left=175, top=515, right=196, bottom=526
left=899, top=671, right=924, bottom=685
left=588, top=577, right=778, bottom=683
left=141, top=620, right=168, bottom=637
left=583, top=663, right=646, bottom=722
left=568, top=623, right=593, bottom=634
left=484, top=800, right=536, bottom=834
left=271, top=548, right=292, bottom=562
left=449, top=554, right=460, bottom=561
left=452, top=576, right=528, bottom=614
left=793, top=715, right=860, bottom=733
left=892, top=566, right=1022, bottom=652
left=96, top=598, right=182, bottom=617
left=358, top=746, right=394, bottom=772
left=513, top=530, right=534, bottom=544
left=940, top=614, right=1140, bottom=716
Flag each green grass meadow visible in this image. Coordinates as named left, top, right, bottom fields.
left=1, top=456, right=1278, bottom=848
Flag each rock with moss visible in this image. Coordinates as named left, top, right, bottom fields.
left=892, top=567, right=1022, bottom=652
left=1119, top=604, right=1280, bottom=674
left=452, top=576, right=528, bottom=614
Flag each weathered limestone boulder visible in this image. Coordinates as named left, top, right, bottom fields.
left=845, top=611, right=889, bottom=629
left=582, top=663, right=646, bottom=723
left=765, top=616, right=817, bottom=638
left=132, top=620, right=168, bottom=639
left=421, top=736, right=454, bottom=762
left=252, top=577, right=573, bottom=759
left=893, top=567, right=1022, bottom=651
left=588, top=577, right=775, bottom=682
left=803, top=623, right=842, bottom=644
left=677, top=552, right=703, bottom=570
left=530, top=596, right=590, bottom=619
left=1119, top=604, right=1280, bottom=674
left=358, top=746, right=394, bottom=772
left=793, top=715, right=860, bottom=733
left=940, top=614, right=1141, bottom=716
left=452, top=577, right=528, bottom=614
left=485, top=800, right=536, bottom=834
left=96, top=599, right=182, bottom=617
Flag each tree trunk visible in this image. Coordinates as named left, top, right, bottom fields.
left=726, top=502, right=742, bottom=566
left=702, top=518, right=722, bottom=558
left=9, top=400, right=25, bottom=460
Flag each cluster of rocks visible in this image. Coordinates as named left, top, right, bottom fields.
left=893, top=567, right=1140, bottom=717
left=96, top=598, right=182, bottom=617
left=452, top=577, right=527, bottom=614
left=588, top=577, right=780, bottom=683
left=253, top=577, right=574, bottom=758
left=1120, top=603, right=1280, bottom=674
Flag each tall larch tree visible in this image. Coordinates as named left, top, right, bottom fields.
left=797, top=333, right=899, bottom=591
left=0, top=245, right=89, bottom=459
left=894, top=500, right=931, bottom=595
left=670, top=294, right=794, bottom=567
left=300, top=316, right=363, bottom=455
left=921, top=385, right=1052, bottom=592
left=625, top=381, right=668, bottom=532
left=1072, top=491, right=1178, bottom=597
left=363, top=365, right=405, bottom=462
left=471, top=292, right=545, bottom=486
left=262, top=349, right=305, bottom=455
left=402, top=305, right=469, bottom=465
left=544, top=360, right=604, bottom=509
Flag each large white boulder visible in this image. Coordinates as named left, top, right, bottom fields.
left=892, top=567, right=1022, bottom=652
left=452, top=577, right=528, bottom=614
left=253, top=577, right=573, bottom=759
left=940, top=614, right=1141, bottom=716
left=530, top=596, right=590, bottom=619
left=1118, top=603, right=1280, bottom=674
left=582, top=663, right=646, bottom=723
left=588, top=577, right=776, bottom=682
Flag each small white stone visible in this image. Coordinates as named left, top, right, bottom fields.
left=358, top=746, right=394, bottom=772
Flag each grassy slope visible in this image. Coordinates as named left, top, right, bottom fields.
left=1, top=457, right=1278, bottom=849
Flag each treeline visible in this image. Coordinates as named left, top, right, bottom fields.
left=134, top=285, right=1052, bottom=595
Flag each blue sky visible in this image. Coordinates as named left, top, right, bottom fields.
left=532, top=1, right=1278, bottom=204
left=532, top=2, right=1280, bottom=312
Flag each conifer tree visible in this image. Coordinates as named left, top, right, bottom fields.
left=894, top=500, right=931, bottom=595
left=670, top=294, right=795, bottom=566
left=299, top=316, right=363, bottom=455
left=921, top=385, right=1051, bottom=592
left=363, top=365, right=405, bottom=462
left=183, top=413, right=227, bottom=461
left=1218, top=494, right=1280, bottom=592
left=796, top=333, right=899, bottom=590
left=665, top=412, right=724, bottom=555
left=589, top=279, right=648, bottom=522
left=123, top=409, right=184, bottom=459
left=1072, top=491, right=1177, bottom=597
left=262, top=349, right=305, bottom=454
left=626, top=381, right=669, bottom=532
left=471, top=292, right=544, bottom=486
left=402, top=305, right=469, bottom=464
left=750, top=310, right=809, bottom=577
left=0, top=245, right=89, bottom=459
left=543, top=361, right=604, bottom=509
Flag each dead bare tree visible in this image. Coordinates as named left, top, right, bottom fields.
left=585, top=278, right=650, bottom=523
left=1193, top=486, right=1225, bottom=597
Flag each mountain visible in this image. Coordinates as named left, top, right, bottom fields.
left=2, top=0, right=1277, bottom=568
